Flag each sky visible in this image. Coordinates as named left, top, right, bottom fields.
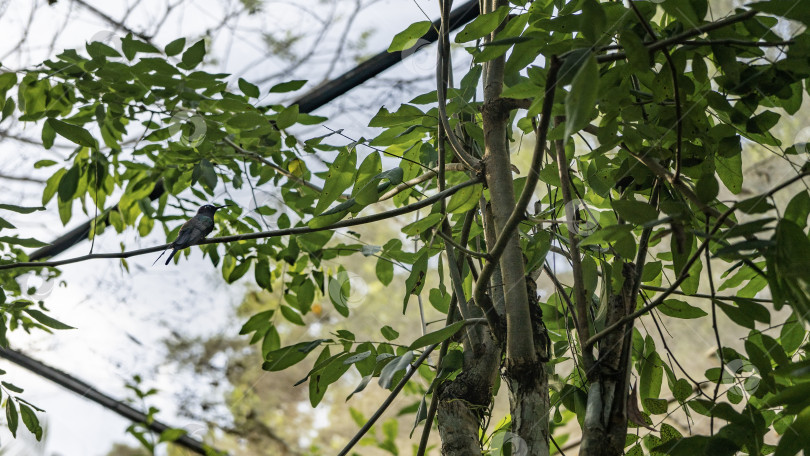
left=0, top=1, right=449, bottom=454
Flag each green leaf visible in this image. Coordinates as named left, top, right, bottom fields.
left=0, top=204, right=45, bottom=214
left=164, top=38, right=186, bottom=56
left=408, top=321, right=465, bottom=350
left=446, top=183, right=483, bottom=213
left=120, top=34, right=160, bottom=59
left=238, top=78, right=260, bottom=98
left=180, top=39, right=206, bottom=69
left=315, top=148, right=356, bottom=215
left=716, top=152, right=742, bottom=194
left=580, top=225, right=633, bottom=246
left=276, top=104, right=299, bottom=129
left=57, top=165, right=80, bottom=202
left=402, top=213, right=443, bottom=236
left=455, top=6, right=509, bottom=43
left=660, top=0, right=701, bottom=25
left=620, top=30, right=650, bottom=71
left=376, top=257, right=394, bottom=286
left=381, top=326, right=399, bottom=340
left=640, top=350, right=663, bottom=401
left=749, top=0, right=810, bottom=27
left=255, top=259, right=272, bottom=289
left=6, top=399, right=18, bottom=437
left=269, top=80, right=307, bottom=93
left=564, top=52, right=598, bottom=142
left=159, top=428, right=187, bottom=443
left=262, top=340, right=325, bottom=372
left=24, top=309, right=75, bottom=330
left=1, top=381, right=22, bottom=393
left=643, top=397, right=668, bottom=415
left=280, top=305, right=305, bottom=326
left=239, top=310, right=273, bottom=335
left=226, top=259, right=250, bottom=283
left=768, top=219, right=810, bottom=318
left=41, top=120, right=55, bottom=149
left=612, top=199, right=658, bottom=224
left=46, top=118, right=97, bottom=148
left=580, top=0, right=607, bottom=44
left=785, top=191, right=810, bottom=229
left=19, top=403, right=42, bottom=441
left=0, top=236, right=48, bottom=248
left=388, top=21, right=431, bottom=52
left=657, top=299, right=708, bottom=319
left=403, top=251, right=429, bottom=312
left=696, top=174, right=719, bottom=203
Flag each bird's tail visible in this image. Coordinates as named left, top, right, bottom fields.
left=164, top=248, right=179, bottom=265
left=152, top=249, right=167, bottom=266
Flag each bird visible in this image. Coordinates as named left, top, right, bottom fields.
left=154, top=204, right=227, bottom=265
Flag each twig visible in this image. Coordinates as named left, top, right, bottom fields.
left=337, top=344, right=439, bottom=456
left=436, top=0, right=479, bottom=170
left=379, top=163, right=467, bottom=201
left=434, top=228, right=490, bottom=259
left=595, top=10, right=758, bottom=64
left=553, top=111, right=594, bottom=370
left=705, top=214, right=722, bottom=434
left=629, top=0, right=683, bottom=182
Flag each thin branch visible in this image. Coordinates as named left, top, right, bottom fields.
left=554, top=112, right=594, bottom=370
left=629, top=0, right=683, bottom=182
left=594, top=10, right=758, bottom=64
left=417, top=297, right=459, bottom=456
left=73, top=0, right=154, bottom=43
left=434, top=228, right=490, bottom=259
left=706, top=214, right=722, bottom=435
left=680, top=39, right=794, bottom=47
left=639, top=285, right=772, bottom=303
left=223, top=137, right=348, bottom=199
left=379, top=163, right=467, bottom=201
left=337, top=344, right=439, bottom=456
left=436, top=0, right=479, bottom=171
left=0, top=179, right=482, bottom=271
left=338, top=317, right=488, bottom=456
left=0, top=172, right=46, bottom=184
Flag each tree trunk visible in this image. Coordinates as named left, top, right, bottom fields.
left=580, top=263, right=636, bottom=456
left=480, top=0, right=549, bottom=453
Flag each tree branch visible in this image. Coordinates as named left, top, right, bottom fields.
left=0, top=179, right=481, bottom=271
left=585, top=169, right=810, bottom=348
left=554, top=115, right=595, bottom=371
left=594, top=10, right=758, bottom=64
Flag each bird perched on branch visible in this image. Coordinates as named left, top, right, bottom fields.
left=154, top=204, right=226, bottom=265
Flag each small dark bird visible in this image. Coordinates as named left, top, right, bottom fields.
left=154, top=204, right=226, bottom=265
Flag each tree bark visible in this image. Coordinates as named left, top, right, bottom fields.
left=436, top=330, right=501, bottom=455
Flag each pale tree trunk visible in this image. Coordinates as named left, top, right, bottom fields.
left=480, top=0, right=549, bottom=453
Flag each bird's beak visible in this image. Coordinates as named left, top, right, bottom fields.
left=215, top=204, right=230, bottom=209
